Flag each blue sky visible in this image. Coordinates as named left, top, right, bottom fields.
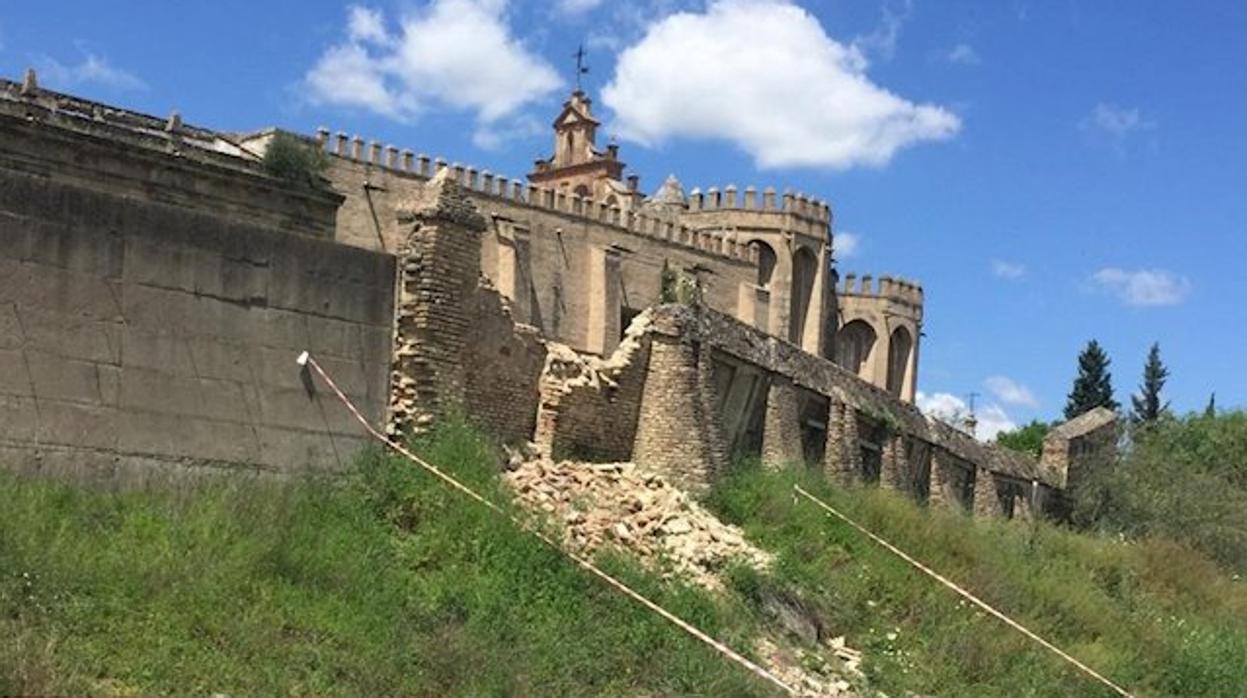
left=4, top=1, right=1245, bottom=436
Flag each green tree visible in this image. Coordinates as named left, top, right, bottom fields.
left=1206, top=393, right=1217, bottom=418
left=262, top=131, right=328, bottom=188
left=1065, top=339, right=1119, bottom=420
left=995, top=420, right=1050, bottom=457
left=1130, top=342, right=1170, bottom=425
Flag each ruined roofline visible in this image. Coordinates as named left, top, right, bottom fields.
left=646, top=304, right=1055, bottom=487
left=683, top=184, right=831, bottom=226
left=839, top=271, right=924, bottom=306
left=314, top=127, right=760, bottom=267
left=0, top=74, right=262, bottom=163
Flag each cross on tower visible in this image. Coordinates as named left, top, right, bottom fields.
left=573, top=44, right=589, bottom=91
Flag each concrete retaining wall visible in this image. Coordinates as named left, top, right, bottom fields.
left=0, top=169, right=395, bottom=485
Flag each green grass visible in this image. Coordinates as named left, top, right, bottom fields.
left=7, top=422, right=1247, bottom=697
left=1, top=421, right=773, bottom=697
left=706, top=464, right=1247, bottom=698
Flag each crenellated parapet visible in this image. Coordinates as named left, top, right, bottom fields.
left=679, top=184, right=831, bottom=242
left=838, top=272, right=924, bottom=308
left=312, top=127, right=759, bottom=266
left=685, top=184, right=830, bottom=223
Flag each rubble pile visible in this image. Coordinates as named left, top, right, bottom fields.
left=504, top=456, right=772, bottom=589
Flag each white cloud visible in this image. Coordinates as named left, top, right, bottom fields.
left=984, top=375, right=1039, bottom=409
left=945, top=43, right=980, bottom=65
left=834, top=231, right=861, bottom=258
left=305, top=1, right=562, bottom=141
left=974, top=405, right=1017, bottom=441
left=601, top=0, right=960, bottom=170
left=347, top=6, right=390, bottom=44
left=1090, top=267, right=1191, bottom=307
left=990, top=259, right=1025, bottom=279
left=917, top=391, right=1016, bottom=441
left=852, top=0, right=913, bottom=62
left=1082, top=103, right=1155, bottom=139
left=35, top=52, right=146, bottom=91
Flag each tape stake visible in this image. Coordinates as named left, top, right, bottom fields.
left=793, top=484, right=1133, bottom=698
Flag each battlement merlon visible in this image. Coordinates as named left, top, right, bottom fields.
left=299, top=127, right=762, bottom=267
left=684, top=184, right=831, bottom=225
left=839, top=271, right=925, bottom=308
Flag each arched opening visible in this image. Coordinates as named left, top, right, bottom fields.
left=788, top=247, right=817, bottom=344
left=604, top=194, right=619, bottom=209
left=835, top=320, right=876, bottom=378
left=886, top=326, right=913, bottom=397
left=573, top=184, right=590, bottom=199
left=749, top=240, right=777, bottom=288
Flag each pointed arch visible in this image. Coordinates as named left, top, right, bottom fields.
left=788, top=246, right=818, bottom=344
left=835, top=320, right=876, bottom=378
left=887, top=326, right=913, bottom=398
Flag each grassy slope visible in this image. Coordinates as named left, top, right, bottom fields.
left=1, top=423, right=772, bottom=697
left=4, top=421, right=1246, bottom=697
left=708, top=466, right=1247, bottom=698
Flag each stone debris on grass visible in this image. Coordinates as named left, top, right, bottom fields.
left=757, top=637, right=859, bottom=697
left=503, top=454, right=772, bottom=590
left=503, top=449, right=870, bottom=697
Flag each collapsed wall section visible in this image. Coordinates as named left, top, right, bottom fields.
left=533, top=313, right=652, bottom=462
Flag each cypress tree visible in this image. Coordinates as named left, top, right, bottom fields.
left=1065, top=339, right=1119, bottom=420
left=1130, top=342, right=1170, bottom=424
left=1205, top=393, right=1217, bottom=418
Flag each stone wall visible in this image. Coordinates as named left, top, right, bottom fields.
left=320, top=150, right=767, bottom=358
left=0, top=168, right=395, bottom=484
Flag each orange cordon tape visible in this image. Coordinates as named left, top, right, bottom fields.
left=294, top=351, right=799, bottom=697
left=792, top=484, right=1134, bottom=698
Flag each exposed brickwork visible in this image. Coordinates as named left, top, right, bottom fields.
left=388, top=170, right=487, bottom=437
left=389, top=170, right=549, bottom=443
left=632, top=334, right=725, bottom=492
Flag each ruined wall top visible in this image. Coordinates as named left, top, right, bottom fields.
left=0, top=72, right=342, bottom=237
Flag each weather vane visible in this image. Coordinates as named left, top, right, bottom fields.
left=573, top=44, right=589, bottom=91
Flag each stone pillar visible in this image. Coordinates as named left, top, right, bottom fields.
left=761, top=376, right=803, bottom=469
left=633, top=335, right=725, bottom=492
left=388, top=169, right=487, bottom=437
left=823, top=398, right=856, bottom=485
left=972, top=468, right=1004, bottom=518
left=843, top=404, right=862, bottom=477
left=928, top=449, right=952, bottom=509
left=1013, top=491, right=1033, bottom=522
left=879, top=434, right=904, bottom=491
